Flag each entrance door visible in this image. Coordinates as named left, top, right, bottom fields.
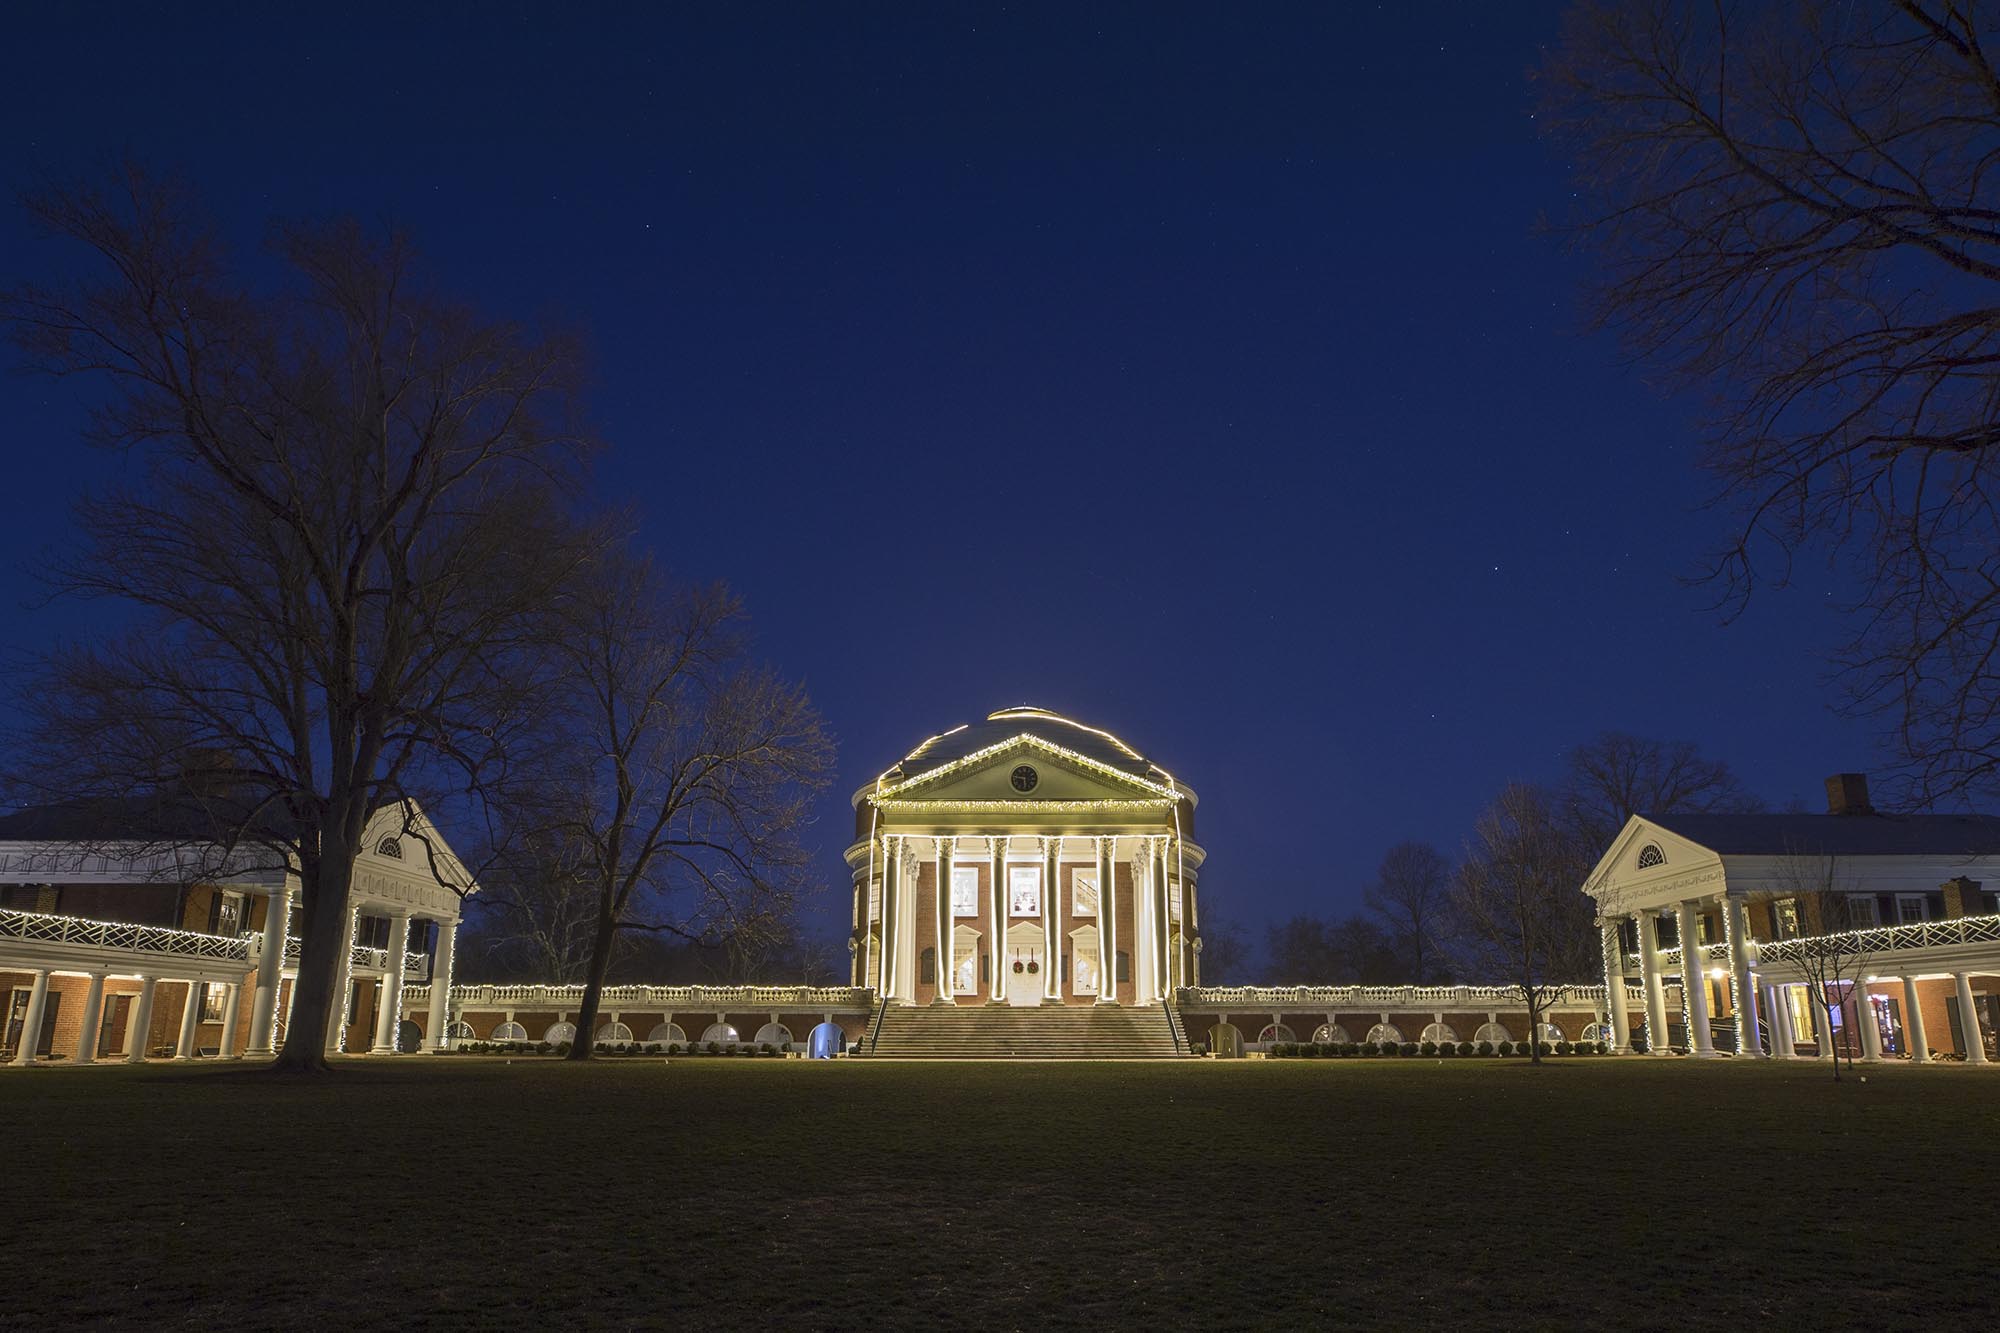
left=1004, top=922, right=1045, bottom=1006
left=99, top=994, right=132, bottom=1057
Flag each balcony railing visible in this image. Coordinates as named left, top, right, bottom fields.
left=275, top=935, right=428, bottom=977
left=1659, top=941, right=1730, bottom=971
left=0, top=906, right=250, bottom=963
left=425, top=982, right=875, bottom=1009
left=1753, top=912, right=2000, bottom=966
left=1175, top=983, right=1641, bottom=1009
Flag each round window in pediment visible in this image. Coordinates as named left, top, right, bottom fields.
left=1636, top=844, right=1665, bottom=870
left=1010, top=764, right=1040, bottom=793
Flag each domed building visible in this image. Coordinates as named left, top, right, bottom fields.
left=845, top=706, right=1205, bottom=1008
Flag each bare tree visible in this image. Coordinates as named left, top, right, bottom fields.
left=1770, top=851, right=1876, bottom=1081
left=521, top=551, right=832, bottom=1060
left=1366, top=841, right=1453, bottom=983
left=1562, top=733, right=1763, bottom=849
left=1544, top=3, right=2000, bottom=807
left=1194, top=912, right=1251, bottom=985
left=1454, top=783, right=1600, bottom=1065
left=0, top=169, right=589, bottom=1072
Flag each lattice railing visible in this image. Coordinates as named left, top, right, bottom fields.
left=1753, top=912, right=2000, bottom=965
left=275, top=935, right=427, bottom=975
left=443, top=982, right=875, bottom=1009
left=0, top=906, right=251, bottom=963
left=1175, top=983, right=1636, bottom=1009
left=1659, top=941, right=1730, bottom=970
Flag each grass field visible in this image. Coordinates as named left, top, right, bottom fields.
left=5, top=1056, right=1997, bottom=1330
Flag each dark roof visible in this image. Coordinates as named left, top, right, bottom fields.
left=0, top=793, right=285, bottom=845
left=896, top=706, right=1163, bottom=782
left=1647, top=811, right=2000, bottom=858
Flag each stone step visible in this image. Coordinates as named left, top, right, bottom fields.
left=867, top=1002, right=1187, bottom=1059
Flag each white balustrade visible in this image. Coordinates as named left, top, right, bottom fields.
left=0, top=906, right=250, bottom=962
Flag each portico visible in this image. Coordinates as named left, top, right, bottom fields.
left=847, top=707, right=1205, bottom=1016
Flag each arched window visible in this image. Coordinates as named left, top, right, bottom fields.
left=376, top=836, right=404, bottom=859
left=1636, top=844, right=1665, bottom=870
left=491, top=1021, right=527, bottom=1041
left=1473, top=1021, right=1512, bottom=1045
left=754, top=1022, right=793, bottom=1047
left=1365, top=1022, right=1403, bottom=1046
left=700, top=1022, right=740, bottom=1046
left=596, top=1022, right=633, bottom=1045
left=647, top=1022, right=688, bottom=1046
left=544, top=1021, right=577, bottom=1044
left=1533, top=1022, right=1564, bottom=1045
left=445, top=1020, right=474, bottom=1039
left=1581, top=1022, right=1611, bottom=1045
left=1311, top=1022, right=1351, bottom=1045
left=1257, top=1023, right=1296, bottom=1045
left=1420, top=1022, right=1458, bottom=1045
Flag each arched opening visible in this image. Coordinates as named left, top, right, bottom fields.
left=1208, top=1021, right=1244, bottom=1058
left=395, top=1020, right=422, bottom=1053
left=596, top=1021, right=633, bottom=1046
left=1311, top=1022, right=1350, bottom=1045
left=1365, top=1022, right=1403, bottom=1047
left=491, top=1021, right=527, bottom=1042
left=1419, top=1022, right=1458, bottom=1046
left=1257, top=1023, right=1297, bottom=1047
left=647, top=1022, right=688, bottom=1046
left=808, top=1020, right=844, bottom=1058
left=1473, top=1021, right=1512, bottom=1045
left=445, top=1020, right=474, bottom=1040
left=701, top=1022, right=740, bottom=1047
left=753, top=1022, right=793, bottom=1048
left=1068, top=924, right=1100, bottom=997
left=951, top=925, right=981, bottom=997
left=1581, top=1022, right=1611, bottom=1046
left=544, top=1021, right=576, bottom=1045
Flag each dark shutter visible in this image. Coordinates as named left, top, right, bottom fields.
left=1116, top=951, right=1131, bottom=983
left=918, top=947, right=935, bottom=985
left=1947, top=995, right=1965, bottom=1054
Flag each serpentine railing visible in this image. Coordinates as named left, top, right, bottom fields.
left=0, top=906, right=250, bottom=962
left=413, top=982, right=875, bottom=1009
left=1752, top=912, right=2000, bottom=965
left=1175, top=983, right=1639, bottom=1008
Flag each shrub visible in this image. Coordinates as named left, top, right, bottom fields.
left=1317, top=1042, right=1337, bottom=1057
left=1420, top=1040, right=1438, bottom=1056
left=1457, top=1041, right=1475, bottom=1056
left=1346, top=1042, right=1363, bottom=1056
left=706, top=1041, right=721, bottom=1055
left=537, top=1041, right=553, bottom=1055
left=1536, top=1042, right=1553, bottom=1057
left=1596, top=1041, right=1609, bottom=1055
left=553, top=1041, right=572, bottom=1056
left=1188, top=1042, right=1207, bottom=1057
left=666, top=1042, right=682, bottom=1055
left=1437, top=1041, right=1455, bottom=1058
left=1400, top=1041, right=1419, bottom=1057
left=1379, top=1040, right=1400, bottom=1056
left=594, top=1041, right=610, bottom=1055
left=760, top=1042, right=775, bottom=1055
left=1554, top=1040, right=1572, bottom=1056
left=1496, top=1040, right=1513, bottom=1056
left=1475, top=1040, right=1492, bottom=1056
left=780, top=1041, right=793, bottom=1054
left=646, top=1043, right=662, bottom=1055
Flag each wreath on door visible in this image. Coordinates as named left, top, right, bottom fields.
left=1011, top=950, right=1024, bottom=974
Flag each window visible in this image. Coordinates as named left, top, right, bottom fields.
left=1896, top=894, right=1928, bottom=925
left=1009, top=865, right=1041, bottom=917
left=199, top=983, right=225, bottom=1023
left=376, top=836, right=403, bottom=859
left=211, top=890, right=245, bottom=936
left=1071, top=869, right=1098, bottom=917
left=1774, top=899, right=1801, bottom=940
left=1846, top=896, right=1882, bottom=927
left=952, top=936, right=978, bottom=994
left=1636, top=844, right=1665, bottom=870
left=951, top=866, right=979, bottom=918
left=919, top=947, right=936, bottom=985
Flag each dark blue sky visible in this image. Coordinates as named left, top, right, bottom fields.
left=4, top=3, right=1873, bottom=945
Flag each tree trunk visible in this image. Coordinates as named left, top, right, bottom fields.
left=566, top=905, right=620, bottom=1061
left=1825, top=1001, right=1842, bottom=1082
left=270, top=850, right=355, bottom=1075
left=1527, top=987, right=1543, bottom=1066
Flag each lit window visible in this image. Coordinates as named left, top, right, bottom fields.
left=1896, top=895, right=1928, bottom=925
left=951, top=866, right=979, bottom=918
left=1774, top=899, right=1801, bottom=940
left=1009, top=865, right=1041, bottom=917
left=212, top=890, right=244, bottom=936
left=199, top=983, right=225, bottom=1023
left=1072, top=869, right=1098, bottom=917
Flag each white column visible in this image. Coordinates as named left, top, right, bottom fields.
left=896, top=840, right=919, bottom=1003
left=1635, top=908, right=1670, bottom=1054
left=125, top=975, right=157, bottom=1063
left=1954, top=972, right=1988, bottom=1064
left=218, top=981, right=243, bottom=1058
left=1095, top=837, right=1117, bottom=1005
left=1853, top=977, right=1883, bottom=1062
left=1677, top=900, right=1716, bottom=1057
left=1901, top=976, right=1929, bottom=1063
left=426, top=919, right=458, bottom=1051
left=371, top=912, right=412, bottom=1053
left=933, top=838, right=955, bottom=1005
left=879, top=835, right=899, bottom=1003
left=1725, top=895, right=1763, bottom=1058
left=1041, top=836, right=1060, bottom=1003
left=73, top=972, right=107, bottom=1065
left=246, top=884, right=292, bottom=1056
left=988, top=836, right=1006, bottom=1004
left=1133, top=840, right=1155, bottom=1003
left=1600, top=918, right=1633, bottom=1053
left=1767, top=984, right=1795, bottom=1059
left=1155, top=837, right=1173, bottom=997
left=327, top=903, right=360, bottom=1051
left=10, top=970, right=49, bottom=1066
left=173, top=980, right=202, bottom=1060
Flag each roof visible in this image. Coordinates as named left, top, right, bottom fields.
left=1646, top=810, right=2000, bottom=858
left=0, top=793, right=283, bottom=845
left=892, top=706, right=1166, bottom=783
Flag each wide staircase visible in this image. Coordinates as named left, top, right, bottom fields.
left=868, top=1002, right=1185, bottom=1059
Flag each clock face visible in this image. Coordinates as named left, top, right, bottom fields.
left=1010, top=764, right=1039, bottom=793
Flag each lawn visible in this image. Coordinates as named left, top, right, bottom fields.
left=5, top=1057, right=1997, bottom=1330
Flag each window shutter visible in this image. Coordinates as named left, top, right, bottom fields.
left=1946, top=995, right=1965, bottom=1054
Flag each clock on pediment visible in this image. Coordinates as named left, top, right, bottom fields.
left=1010, top=764, right=1040, bottom=793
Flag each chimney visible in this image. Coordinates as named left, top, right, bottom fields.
left=1824, top=773, right=1873, bottom=815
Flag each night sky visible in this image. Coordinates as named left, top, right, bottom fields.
left=3, top=4, right=1873, bottom=947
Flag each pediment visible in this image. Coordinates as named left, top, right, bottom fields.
left=1583, top=815, right=1726, bottom=914
left=883, top=735, right=1171, bottom=805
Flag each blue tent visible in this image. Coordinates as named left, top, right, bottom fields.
left=808, top=1021, right=845, bottom=1059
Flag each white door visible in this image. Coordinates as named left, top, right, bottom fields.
left=1005, top=922, right=1045, bottom=1006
